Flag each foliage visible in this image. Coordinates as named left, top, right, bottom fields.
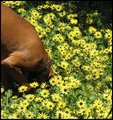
left=1, top=1, right=112, bottom=119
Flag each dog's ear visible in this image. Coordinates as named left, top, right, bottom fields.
left=1, top=62, right=31, bottom=90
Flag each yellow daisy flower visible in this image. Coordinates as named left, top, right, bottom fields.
left=18, top=85, right=28, bottom=93
left=1, top=87, right=4, bottom=93
left=37, top=113, right=49, bottom=119
left=88, top=26, right=97, bottom=34
left=94, top=31, right=102, bottom=39
left=17, top=104, right=27, bottom=112
left=76, top=99, right=86, bottom=108
left=60, top=61, right=69, bottom=69
left=25, top=94, right=35, bottom=102
left=30, top=82, right=39, bottom=88
left=93, top=99, right=103, bottom=109
left=51, top=93, right=62, bottom=102
left=25, top=111, right=34, bottom=118
left=35, top=97, right=43, bottom=102
left=70, top=19, right=78, bottom=24
left=46, top=101, right=55, bottom=110
left=40, top=89, right=49, bottom=98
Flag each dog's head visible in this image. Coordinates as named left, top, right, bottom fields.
left=26, top=58, right=55, bottom=84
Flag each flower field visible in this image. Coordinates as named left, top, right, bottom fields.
left=1, top=1, right=112, bottom=119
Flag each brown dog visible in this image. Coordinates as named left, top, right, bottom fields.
left=1, top=4, right=54, bottom=91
